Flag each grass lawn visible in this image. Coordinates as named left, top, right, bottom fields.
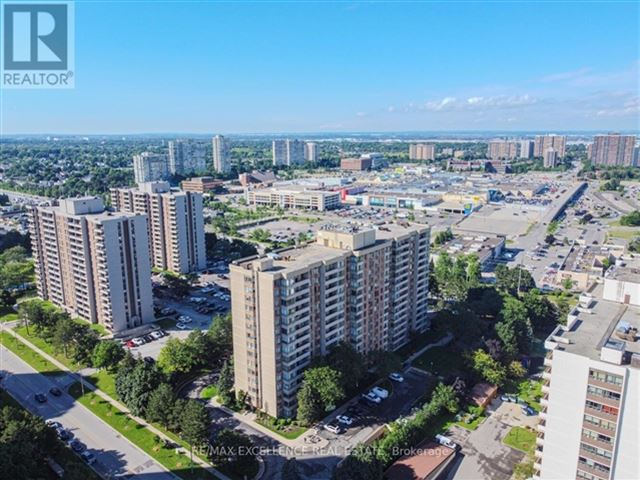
left=14, top=326, right=83, bottom=370
left=85, top=369, right=117, bottom=398
left=396, top=330, right=448, bottom=359
left=609, top=228, right=638, bottom=240
left=504, top=378, right=543, bottom=411
left=255, top=415, right=307, bottom=440
left=68, top=383, right=217, bottom=480
left=156, top=316, right=177, bottom=330
left=503, top=426, right=536, bottom=453
left=0, top=306, right=19, bottom=322
left=200, top=384, right=218, bottom=400
left=412, top=345, right=466, bottom=377
left=0, top=332, right=64, bottom=377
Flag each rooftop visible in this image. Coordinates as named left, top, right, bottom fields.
left=606, top=258, right=640, bottom=284
left=546, top=284, right=640, bottom=365
left=385, top=441, right=456, bottom=480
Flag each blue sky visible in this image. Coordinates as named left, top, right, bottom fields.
left=2, top=1, right=639, bottom=134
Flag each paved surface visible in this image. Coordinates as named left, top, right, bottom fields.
left=445, top=401, right=528, bottom=480
left=0, top=345, right=175, bottom=480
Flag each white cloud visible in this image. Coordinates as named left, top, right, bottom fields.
left=540, top=67, right=591, bottom=83
left=391, top=94, right=538, bottom=113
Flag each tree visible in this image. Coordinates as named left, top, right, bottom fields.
left=508, top=360, right=527, bottom=379
left=115, top=360, right=165, bottom=416
left=303, top=367, right=344, bottom=410
left=162, top=272, right=191, bottom=298
left=296, top=382, right=323, bottom=425
left=327, top=342, right=366, bottom=392
left=208, top=313, right=232, bottom=359
left=619, top=210, right=640, bottom=226
left=368, top=349, right=402, bottom=379
left=51, top=316, right=77, bottom=358
left=470, top=349, right=507, bottom=386
left=495, top=265, right=535, bottom=296
left=428, top=383, right=459, bottom=414
left=334, top=444, right=383, bottom=480
left=91, top=340, right=126, bottom=372
left=209, top=429, right=256, bottom=477
left=145, top=383, right=176, bottom=430
left=282, top=458, right=302, bottom=480
left=157, top=338, right=197, bottom=374
left=561, top=277, right=574, bottom=291
left=495, top=297, right=533, bottom=358
left=216, top=359, right=234, bottom=405
left=522, top=289, right=557, bottom=334
left=180, top=400, right=210, bottom=471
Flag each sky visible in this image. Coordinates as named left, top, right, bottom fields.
left=2, top=1, right=639, bottom=134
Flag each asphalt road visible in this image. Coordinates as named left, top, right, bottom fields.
left=0, top=345, right=175, bottom=480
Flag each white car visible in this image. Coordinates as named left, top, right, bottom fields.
left=131, top=338, right=145, bottom=346
left=389, top=372, right=404, bottom=383
left=150, top=330, right=164, bottom=340
left=176, top=323, right=189, bottom=330
left=324, top=423, right=342, bottom=434
left=371, top=386, right=389, bottom=399
left=435, top=434, right=460, bottom=451
left=363, top=392, right=382, bottom=404
left=336, top=415, right=353, bottom=426
left=45, top=419, right=61, bottom=429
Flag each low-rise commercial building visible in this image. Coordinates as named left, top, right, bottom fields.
left=246, top=186, right=341, bottom=212
left=29, top=197, right=154, bottom=333
left=181, top=176, right=224, bottom=194
left=431, top=234, right=505, bottom=270
left=230, top=222, right=430, bottom=417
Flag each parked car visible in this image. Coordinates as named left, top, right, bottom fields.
left=435, top=434, right=460, bottom=450
left=371, top=387, right=389, bottom=399
left=521, top=405, right=537, bottom=416
left=80, top=451, right=96, bottom=465
left=142, top=334, right=154, bottom=343
left=150, top=330, right=164, bottom=340
left=500, top=394, right=517, bottom=403
left=176, top=323, right=189, bottom=330
left=49, top=387, right=62, bottom=397
left=69, top=439, right=86, bottom=453
left=362, top=392, right=382, bottom=404
left=131, top=337, right=145, bottom=347
left=324, top=423, right=343, bottom=434
left=45, top=419, right=61, bottom=429
left=143, top=356, right=155, bottom=364
left=336, top=415, right=353, bottom=426
left=56, top=427, right=70, bottom=441
left=34, top=393, right=47, bottom=403
left=389, top=372, right=404, bottom=382
left=179, top=316, right=193, bottom=324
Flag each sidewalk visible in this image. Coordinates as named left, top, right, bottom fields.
left=405, top=332, right=453, bottom=365
left=209, top=398, right=329, bottom=451
left=10, top=328, right=231, bottom=480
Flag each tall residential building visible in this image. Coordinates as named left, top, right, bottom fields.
left=543, top=149, right=558, bottom=168
left=29, top=197, right=154, bottom=333
left=534, top=135, right=567, bottom=158
left=487, top=141, right=519, bottom=160
left=212, top=135, right=231, bottom=173
left=168, top=140, right=207, bottom=175
left=535, top=265, right=640, bottom=480
left=110, top=182, right=206, bottom=274
left=520, top=140, right=534, bottom=159
left=304, top=142, right=318, bottom=163
left=409, top=143, right=436, bottom=161
left=589, top=134, right=636, bottom=167
left=231, top=222, right=430, bottom=417
left=272, top=139, right=305, bottom=166
left=133, top=152, right=170, bottom=183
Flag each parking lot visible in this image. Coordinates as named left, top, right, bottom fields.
left=122, top=278, right=231, bottom=360
left=315, top=368, right=434, bottom=451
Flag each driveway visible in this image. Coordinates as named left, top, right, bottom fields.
left=445, top=400, right=528, bottom=480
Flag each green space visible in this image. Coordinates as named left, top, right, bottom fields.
left=156, top=316, right=177, bottom=330
left=0, top=332, right=63, bottom=377
left=85, top=369, right=118, bottom=398
left=0, top=306, right=19, bottom=322
left=412, top=345, right=466, bottom=377
left=255, top=414, right=307, bottom=440
left=396, top=330, right=448, bottom=359
left=503, top=426, right=536, bottom=453
left=504, top=378, right=543, bottom=411
left=608, top=228, right=638, bottom=240
left=15, top=325, right=82, bottom=370
left=200, top=384, right=218, bottom=400
left=447, top=405, right=486, bottom=431
left=68, top=383, right=217, bottom=480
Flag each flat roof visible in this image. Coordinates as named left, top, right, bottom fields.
left=548, top=284, right=640, bottom=363
left=386, top=441, right=456, bottom=480
left=606, top=258, right=640, bottom=284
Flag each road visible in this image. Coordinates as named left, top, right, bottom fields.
left=0, top=344, right=175, bottom=480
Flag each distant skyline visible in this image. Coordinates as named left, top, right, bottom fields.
left=2, top=1, right=639, bottom=134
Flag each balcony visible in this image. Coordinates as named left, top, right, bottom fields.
left=586, top=393, right=619, bottom=408
left=576, top=462, right=610, bottom=480
left=581, top=434, right=613, bottom=452
left=544, top=355, right=553, bottom=367
left=587, top=377, right=622, bottom=393
left=579, top=448, right=611, bottom=467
